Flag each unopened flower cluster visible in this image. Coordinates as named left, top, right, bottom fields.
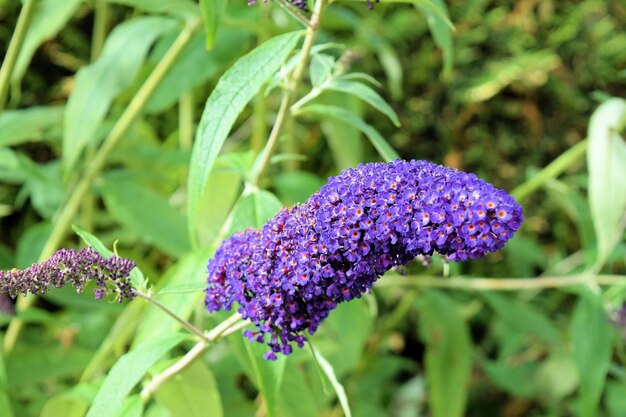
left=206, top=160, right=523, bottom=359
left=0, top=248, right=136, bottom=302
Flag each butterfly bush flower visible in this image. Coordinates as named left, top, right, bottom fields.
left=206, top=160, right=523, bottom=359
left=0, top=248, right=136, bottom=302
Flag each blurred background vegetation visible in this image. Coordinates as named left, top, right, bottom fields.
left=0, top=0, right=625, bottom=416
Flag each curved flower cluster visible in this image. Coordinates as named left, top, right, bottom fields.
left=0, top=248, right=136, bottom=302
left=206, top=160, right=523, bottom=359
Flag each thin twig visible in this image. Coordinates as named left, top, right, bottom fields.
left=376, top=274, right=626, bottom=291
left=140, top=341, right=208, bottom=401
left=251, top=0, right=325, bottom=184
left=140, top=313, right=249, bottom=402
left=0, top=0, right=38, bottom=109
left=134, top=291, right=207, bottom=340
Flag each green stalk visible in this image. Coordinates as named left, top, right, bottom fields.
left=91, top=0, right=109, bottom=61
left=81, top=0, right=110, bottom=232
left=377, top=273, right=625, bottom=291
left=512, top=139, right=588, bottom=202
left=251, top=0, right=326, bottom=184
left=3, top=18, right=201, bottom=354
left=0, top=0, right=38, bottom=109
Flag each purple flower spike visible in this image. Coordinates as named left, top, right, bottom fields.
left=0, top=248, right=136, bottom=302
left=206, top=160, right=523, bottom=358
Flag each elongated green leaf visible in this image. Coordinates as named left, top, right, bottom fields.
left=63, top=16, right=177, bottom=173
left=320, top=93, right=364, bottom=169
left=309, top=345, right=352, bottom=417
left=0, top=106, right=64, bottom=146
left=110, top=0, right=197, bottom=13
left=114, top=395, right=144, bottom=417
left=41, top=396, right=87, bottom=417
left=12, top=0, right=82, bottom=85
left=326, top=79, right=400, bottom=126
left=86, top=333, right=185, bottom=417
left=416, top=0, right=454, bottom=78
left=157, top=281, right=206, bottom=295
left=299, top=104, right=399, bottom=162
left=229, top=190, right=283, bottom=235
left=187, top=31, right=301, bottom=244
left=587, top=98, right=626, bottom=268
left=571, top=293, right=614, bottom=417
left=418, top=290, right=472, bottom=417
left=225, top=325, right=285, bottom=417
left=100, top=174, right=190, bottom=258
left=244, top=341, right=286, bottom=417
left=146, top=28, right=251, bottom=113
left=0, top=347, right=13, bottom=417
left=200, top=0, right=225, bottom=49
left=154, top=360, right=223, bottom=417
left=482, top=292, right=561, bottom=344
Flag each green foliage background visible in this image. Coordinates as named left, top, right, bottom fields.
left=0, top=0, right=625, bottom=416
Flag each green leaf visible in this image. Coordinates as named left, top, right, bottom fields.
left=154, top=360, right=223, bottom=417
left=146, top=28, right=251, bottom=113
left=309, top=344, right=352, bottom=417
left=12, top=0, right=83, bottom=85
left=157, top=281, right=206, bottom=295
left=100, top=174, right=191, bottom=258
left=63, top=16, right=177, bottom=173
left=299, top=104, right=399, bottom=162
left=416, top=0, right=454, bottom=78
left=200, top=0, right=225, bottom=49
left=7, top=345, right=93, bottom=387
left=0, top=347, right=14, bottom=417
left=229, top=189, right=283, bottom=235
left=319, top=93, right=364, bottom=169
left=571, top=293, right=614, bottom=417
left=109, top=0, right=198, bottom=13
left=606, top=381, right=626, bottom=417
left=114, top=395, right=144, bottom=417
left=187, top=30, right=301, bottom=244
left=86, top=333, right=185, bottom=417
left=482, top=292, right=561, bottom=344
left=459, top=51, right=560, bottom=103
left=326, top=79, right=400, bottom=126
left=41, top=396, right=88, bottom=417
left=226, top=331, right=286, bottom=417
left=274, top=171, right=325, bottom=205
left=311, top=299, right=372, bottom=377
left=418, top=290, right=472, bottom=417
left=0, top=106, right=64, bottom=147
left=587, top=98, right=626, bottom=268
left=16, top=221, right=52, bottom=268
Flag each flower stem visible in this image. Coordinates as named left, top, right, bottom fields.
left=377, top=273, right=626, bottom=291
left=0, top=0, right=38, bottom=109
left=140, top=312, right=249, bottom=401
left=3, top=18, right=201, bottom=354
left=512, top=139, right=588, bottom=202
left=251, top=0, right=326, bottom=184
left=134, top=291, right=207, bottom=340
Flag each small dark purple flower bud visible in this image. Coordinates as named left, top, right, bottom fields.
left=0, top=248, right=136, bottom=302
left=206, top=160, right=523, bottom=358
